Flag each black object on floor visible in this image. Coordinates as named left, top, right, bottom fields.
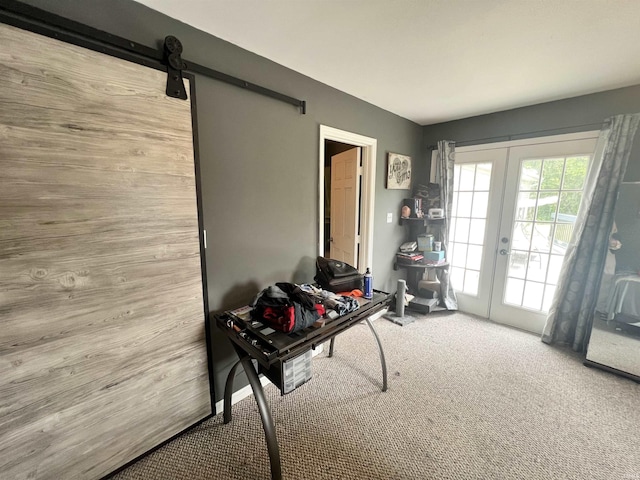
left=407, top=297, right=438, bottom=314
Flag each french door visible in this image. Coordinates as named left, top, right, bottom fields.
left=447, top=132, right=599, bottom=333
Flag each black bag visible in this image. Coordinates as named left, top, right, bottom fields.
left=315, top=256, right=364, bottom=293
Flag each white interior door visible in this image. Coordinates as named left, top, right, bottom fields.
left=448, top=133, right=599, bottom=333
left=330, top=147, right=361, bottom=266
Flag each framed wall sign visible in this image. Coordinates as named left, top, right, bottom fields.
left=387, top=152, right=412, bottom=189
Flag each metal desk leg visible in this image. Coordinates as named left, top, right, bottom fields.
left=224, top=347, right=282, bottom=480
left=328, top=337, right=335, bottom=357
left=365, top=318, right=388, bottom=392
left=240, top=355, right=282, bottom=480
left=223, top=359, right=242, bottom=424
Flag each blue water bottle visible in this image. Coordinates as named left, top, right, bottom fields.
left=364, top=268, right=373, bottom=299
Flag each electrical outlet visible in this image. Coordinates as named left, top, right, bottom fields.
left=387, top=212, right=393, bottom=223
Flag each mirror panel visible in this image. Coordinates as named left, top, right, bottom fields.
left=588, top=180, right=640, bottom=381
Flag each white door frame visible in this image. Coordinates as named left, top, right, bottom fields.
left=319, top=125, right=377, bottom=272
left=430, top=131, right=601, bottom=181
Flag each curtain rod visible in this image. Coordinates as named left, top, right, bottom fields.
left=0, top=0, right=306, bottom=114
left=426, top=121, right=603, bottom=150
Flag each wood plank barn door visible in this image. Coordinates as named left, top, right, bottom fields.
left=0, top=22, right=210, bottom=479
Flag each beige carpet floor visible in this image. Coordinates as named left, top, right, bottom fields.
left=112, top=312, right=640, bottom=480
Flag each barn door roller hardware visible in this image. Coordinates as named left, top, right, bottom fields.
left=164, top=35, right=187, bottom=100
left=0, top=0, right=307, bottom=113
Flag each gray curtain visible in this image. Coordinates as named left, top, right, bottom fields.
left=434, top=140, right=458, bottom=310
left=542, top=113, right=640, bottom=351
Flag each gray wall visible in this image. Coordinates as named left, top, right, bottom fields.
left=423, top=84, right=640, bottom=143
left=423, top=84, right=640, bottom=175
left=21, top=0, right=423, bottom=402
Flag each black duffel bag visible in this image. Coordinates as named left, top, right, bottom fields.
left=315, top=256, right=364, bottom=293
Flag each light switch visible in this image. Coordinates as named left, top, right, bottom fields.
left=387, top=212, right=393, bottom=223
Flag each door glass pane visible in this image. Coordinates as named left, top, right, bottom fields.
left=519, top=159, right=541, bottom=190
left=457, top=192, right=473, bottom=217
left=453, top=165, right=461, bottom=189
left=543, top=284, right=557, bottom=311
left=508, top=250, right=528, bottom=279
left=558, top=191, right=581, bottom=219
left=540, top=158, right=564, bottom=190
left=530, top=222, right=554, bottom=253
left=452, top=243, right=468, bottom=268
left=504, top=278, right=525, bottom=306
left=546, top=254, right=564, bottom=285
left=450, top=162, right=493, bottom=297
left=454, top=217, right=470, bottom=243
left=526, top=253, right=549, bottom=282
left=563, top=156, right=589, bottom=189
left=504, top=154, right=590, bottom=313
left=464, top=270, right=480, bottom=296
left=512, top=222, right=533, bottom=250
left=535, top=192, right=558, bottom=222
left=471, top=191, right=489, bottom=218
left=516, top=192, right=537, bottom=221
left=469, top=219, right=486, bottom=245
left=459, top=164, right=475, bottom=190
left=451, top=266, right=464, bottom=290
left=466, top=245, right=483, bottom=270
left=522, top=281, right=544, bottom=310
left=552, top=224, right=572, bottom=253
left=475, top=164, right=491, bottom=190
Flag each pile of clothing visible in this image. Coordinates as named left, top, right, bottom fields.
left=299, top=284, right=360, bottom=316
left=251, top=282, right=360, bottom=334
left=252, top=283, right=324, bottom=334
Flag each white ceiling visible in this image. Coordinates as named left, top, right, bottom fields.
left=136, top=0, right=640, bottom=125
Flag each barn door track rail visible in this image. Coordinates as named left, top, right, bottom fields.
left=0, top=0, right=307, bottom=113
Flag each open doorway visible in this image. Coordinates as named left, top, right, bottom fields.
left=319, top=126, right=377, bottom=272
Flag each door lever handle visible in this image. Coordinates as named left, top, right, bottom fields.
left=499, top=249, right=511, bottom=256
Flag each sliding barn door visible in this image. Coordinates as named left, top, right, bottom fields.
left=0, top=23, right=210, bottom=479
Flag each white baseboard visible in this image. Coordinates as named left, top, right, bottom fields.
left=214, top=344, right=324, bottom=415
left=368, top=307, right=388, bottom=322
left=214, top=375, right=271, bottom=415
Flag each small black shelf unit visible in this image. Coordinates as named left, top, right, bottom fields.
left=396, top=216, right=448, bottom=299
left=398, top=216, right=445, bottom=226
left=394, top=262, right=449, bottom=271
left=398, top=216, right=444, bottom=247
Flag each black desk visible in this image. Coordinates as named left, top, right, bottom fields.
left=214, top=290, right=392, bottom=480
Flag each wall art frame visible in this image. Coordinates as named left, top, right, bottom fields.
left=387, top=152, right=412, bottom=189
